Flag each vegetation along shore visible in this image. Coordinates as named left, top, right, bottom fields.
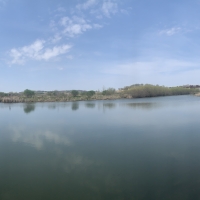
left=0, top=84, right=199, bottom=103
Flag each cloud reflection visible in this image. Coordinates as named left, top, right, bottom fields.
left=11, top=127, right=71, bottom=150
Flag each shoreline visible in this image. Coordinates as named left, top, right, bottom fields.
left=1, top=84, right=198, bottom=103
left=0, top=93, right=198, bottom=104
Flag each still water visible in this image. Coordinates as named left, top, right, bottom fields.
left=1, top=95, right=200, bottom=200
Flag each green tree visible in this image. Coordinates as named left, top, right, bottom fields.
left=71, top=90, right=79, bottom=97
left=86, top=90, right=95, bottom=98
left=0, top=92, right=7, bottom=97
left=102, top=88, right=116, bottom=95
left=24, top=89, right=35, bottom=97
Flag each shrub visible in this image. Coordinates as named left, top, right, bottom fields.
left=0, top=92, right=7, bottom=97
left=86, top=90, right=95, bottom=98
left=24, top=89, right=35, bottom=97
left=102, top=88, right=116, bottom=95
left=71, top=90, right=79, bottom=97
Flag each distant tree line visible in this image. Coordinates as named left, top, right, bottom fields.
left=0, top=84, right=198, bottom=103
left=0, top=92, right=7, bottom=97
left=71, top=90, right=96, bottom=98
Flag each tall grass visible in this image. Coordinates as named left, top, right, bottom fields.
left=121, top=84, right=198, bottom=98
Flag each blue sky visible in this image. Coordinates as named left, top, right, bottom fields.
left=0, top=0, right=200, bottom=92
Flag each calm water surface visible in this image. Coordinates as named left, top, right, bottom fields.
left=1, top=95, right=200, bottom=200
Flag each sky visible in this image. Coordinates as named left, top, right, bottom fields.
left=1, top=0, right=200, bottom=92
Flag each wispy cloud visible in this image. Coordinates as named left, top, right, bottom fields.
left=93, top=23, right=103, bottom=29
left=8, top=0, right=121, bottom=65
left=103, top=59, right=199, bottom=76
left=76, top=0, right=118, bottom=18
left=37, top=44, right=71, bottom=60
left=53, top=0, right=119, bottom=39
left=9, top=39, right=72, bottom=64
left=76, top=0, right=98, bottom=10
left=101, top=0, right=118, bottom=17
left=60, top=16, right=92, bottom=37
left=102, top=58, right=200, bottom=86
left=159, top=27, right=181, bottom=36
left=50, top=15, right=103, bottom=42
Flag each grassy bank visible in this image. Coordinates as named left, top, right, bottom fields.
left=0, top=84, right=198, bottom=103
left=120, top=84, right=198, bottom=98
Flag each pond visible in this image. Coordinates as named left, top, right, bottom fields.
left=1, top=95, right=200, bottom=200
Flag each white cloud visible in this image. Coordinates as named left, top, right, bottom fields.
left=10, top=48, right=24, bottom=65
left=76, top=0, right=98, bottom=10
left=8, top=0, right=120, bottom=65
left=51, top=15, right=103, bottom=39
left=59, top=16, right=92, bottom=37
left=159, top=27, right=181, bottom=36
left=22, top=39, right=45, bottom=58
left=9, top=39, right=72, bottom=64
left=37, top=44, right=71, bottom=60
left=75, top=0, right=119, bottom=18
left=48, top=0, right=121, bottom=43
left=102, top=0, right=118, bottom=17
left=9, top=39, right=45, bottom=64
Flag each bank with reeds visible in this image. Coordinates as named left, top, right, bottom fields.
left=0, top=84, right=198, bottom=103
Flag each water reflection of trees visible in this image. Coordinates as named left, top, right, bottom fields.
left=48, top=103, right=70, bottom=110
left=48, top=104, right=56, bottom=109
left=103, top=103, right=116, bottom=109
left=24, top=104, right=35, bottom=114
left=123, top=102, right=159, bottom=109
left=85, top=103, right=95, bottom=109
left=71, top=102, right=79, bottom=111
